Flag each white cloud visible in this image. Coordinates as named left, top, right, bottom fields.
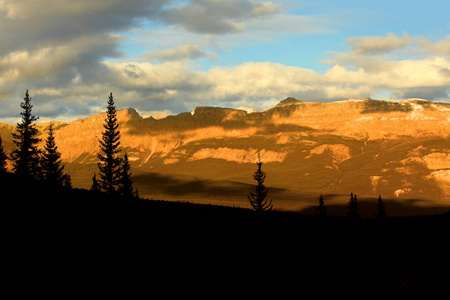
left=345, top=32, right=412, bottom=55
left=3, top=51, right=450, bottom=123
left=324, top=54, right=450, bottom=89
left=206, top=62, right=322, bottom=101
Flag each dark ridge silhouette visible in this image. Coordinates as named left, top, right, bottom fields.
left=2, top=171, right=450, bottom=296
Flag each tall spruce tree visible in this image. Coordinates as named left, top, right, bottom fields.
left=11, top=90, right=41, bottom=179
left=41, top=123, right=64, bottom=186
left=347, top=193, right=360, bottom=220
left=97, top=92, right=122, bottom=194
left=248, top=156, right=272, bottom=212
left=0, top=135, right=7, bottom=173
left=118, top=153, right=134, bottom=199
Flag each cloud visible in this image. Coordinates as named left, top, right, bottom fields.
left=206, top=62, right=323, bottom=101
left=345, top=32, right=412, bottom=55
left=0, top=0, right=175, bottom=121
left=1, top=1, right=450, bottom=123
left=159, top=0, right=278, bottom=34
left=2, top=52, right=450, bottom=123
left=418, top=35, right=450, bottom=56
left=0, top=0, right=173, bottom=104
left=0, top=34, right=122, bottom=81
left=391, top=86, right=450, bottom=101
left=345, top=33, right=450, bottom=57
left=142, top=44, right=219, bottom=61
left=0, top=0, right=171, bottom=55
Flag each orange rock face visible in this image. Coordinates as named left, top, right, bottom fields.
left=2, top=98, right=450, bottom=214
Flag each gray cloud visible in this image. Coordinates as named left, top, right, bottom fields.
left=418, top=35, right=450, bottom=56
left=142, top=44, right=219, bottom=61
left=159, top=0, right=278, bottom=34
left=0, top=0, right=171, bottom=55
left=0, top=0, right=173, bottom=120
left=391, top=87, right=450, bottom=101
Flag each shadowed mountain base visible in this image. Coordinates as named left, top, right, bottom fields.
left=300, top=195, right=450, bottom=217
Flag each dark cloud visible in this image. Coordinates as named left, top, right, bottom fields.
left=0, top=0, right=171, bottom=55
left=142, top=44, right=219, bottom=61
left=438, top=68, right=450, bottom=77
left=159, top=0, right=278, bottom=34
left=391, top=87, right=450, bottom=101
left=0, top=0, right=171, bottom=118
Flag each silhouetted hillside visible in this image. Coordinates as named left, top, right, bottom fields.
left=1, top=172, right=449, bottom=296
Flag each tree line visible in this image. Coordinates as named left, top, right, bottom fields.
left=248, top=153, right=387, bottom=220
left=0, top=90, right=136, bottom=199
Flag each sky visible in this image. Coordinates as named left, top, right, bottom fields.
left=1, top=0, right=450, bottom=123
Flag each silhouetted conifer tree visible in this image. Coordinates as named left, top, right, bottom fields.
left=41, top=123, right=65, bottom=186
left=375, top=195, right=387, bottom=221
left=119, top=153, right=134, bottom=199
left=133, top=188, right=140, bottom=199
left=90, top=174, right=101, bottom=193
left=315, top=194, right=327, bottom=220
left=347, top=193, right=360, bottom=220
left=248, top=156, right=272, bottom=212
left=62, top=174, right=72, bottom=188
left=0, top=136, right=7, bottom=173
left=11, top=90, right=41, bottom=179
left=97, top=93, right=122, bottom=194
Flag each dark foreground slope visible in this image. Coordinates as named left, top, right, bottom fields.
left=1, top=172, right=450, bottom=297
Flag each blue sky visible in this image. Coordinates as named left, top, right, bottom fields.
left=126, top=0, right=448, bottom=70
left=0, top=0, right=450, bottom=122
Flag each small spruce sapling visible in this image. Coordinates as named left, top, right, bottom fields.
left=248, top=155, right=272, bottom=212
left=315, top=194, right=327, bottom=220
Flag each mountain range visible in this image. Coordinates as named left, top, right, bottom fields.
left=2, top=97, right=450, bottom=216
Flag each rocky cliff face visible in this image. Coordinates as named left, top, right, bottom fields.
left=2, top=98, right=450, bottom=214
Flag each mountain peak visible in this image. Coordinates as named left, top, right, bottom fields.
left=275, top=97, right=302, bottom=107
left=116, top=108, right=142, bottom=121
